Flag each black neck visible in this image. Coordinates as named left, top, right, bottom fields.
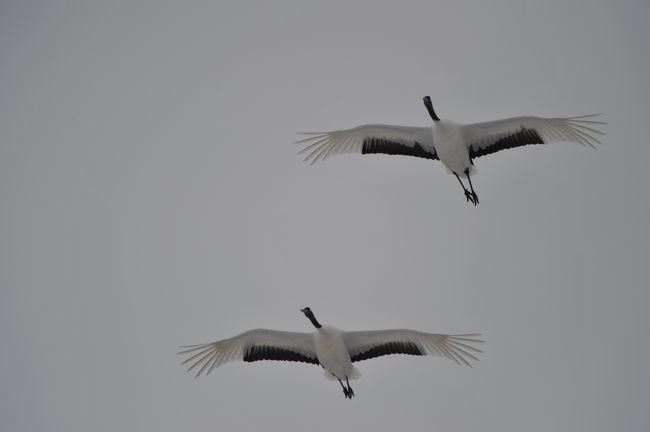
left=306, top=312, right=322, bottom=329
left=423, top=96, right=440, bottom=122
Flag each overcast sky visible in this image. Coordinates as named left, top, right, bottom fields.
left=1, top=1, right=649, bottom=431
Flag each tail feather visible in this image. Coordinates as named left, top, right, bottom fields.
left=323, top=366, right=362, bottom=380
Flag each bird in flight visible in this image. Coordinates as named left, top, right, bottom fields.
left=179, top=307, right=483, bottom=399
left=296, top=97, right=605, bottom=205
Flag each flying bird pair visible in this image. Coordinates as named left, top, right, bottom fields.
left=179, top=307, right=483, bottom=399
left=180, top=98, right=605, bottom=398
left=296, top=96, right=605, bottom=205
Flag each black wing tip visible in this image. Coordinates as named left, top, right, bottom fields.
left=243, top=345, right=319, bottom=365
left=361, top=137, right=438, bottom=160
left=351, top=341, right=425, bottom=363
left=469, top=127, right=544, bottom=159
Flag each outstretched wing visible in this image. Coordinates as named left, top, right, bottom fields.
left=342, top=330, right=483, bottom=367
left=462, top=114, right=605, bottom=159
left=296, top=124, right=436, bottom=165
left=178, top=329, right=318, bottom=377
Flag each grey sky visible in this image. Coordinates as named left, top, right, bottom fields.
left=1, top=1, right=649, bottom=431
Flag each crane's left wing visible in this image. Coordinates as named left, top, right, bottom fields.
left=296, top=124, right=436, bottom=165
left=342, top=329, right=483, bottom=367
left=461, top=114, right=605, bottom=159
left=178, top=329, right=318, bottom=377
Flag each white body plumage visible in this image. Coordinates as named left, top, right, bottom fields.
left=431, top=119, right=475, bottom=176
left=315, top=325, right=361, bottom=381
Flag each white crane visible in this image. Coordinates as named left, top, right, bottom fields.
left=296, top=96, right=605, bottom=205
left=179, top=307, right=483, bottom=399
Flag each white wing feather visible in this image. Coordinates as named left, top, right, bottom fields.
left=178, top=329, right=317, bottom=377
left=296, top=124, right=433, bottom=165
left=342, top=330, right=484, bottom=367
left=462, top=114, right=606, bottom=156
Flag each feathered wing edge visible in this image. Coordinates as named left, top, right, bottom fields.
left=295, top=125, right=434, bottom=165
left=178, top=329, right=317, bottom=378
left=178, top=340, right=242, bottom=378
left=465, top=114, right=606, bottom=158
left=424, top=334, right=485, bottom=367
left=344, top=330, right=484, bottom=367
left=537, top=114, right=606, bottom=148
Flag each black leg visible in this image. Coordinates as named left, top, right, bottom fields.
left=454, top=172, right=475, bottom=205
left=464, top=168, right=479, bottom=205
left=338, top=378, right=352, bottom=399
left=346, top=376, right=354, bottom=398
